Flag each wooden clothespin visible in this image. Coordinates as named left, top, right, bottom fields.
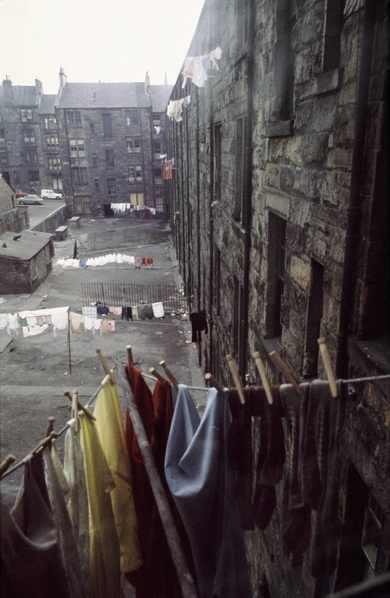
left=149, top=367, right=169, bottom=385
left=159, top=360, right=179, bottom=389
left=30, top=431, right=58, bottom=456
left=127, top=345, right=134, bottom=381
left=225, top=355, right=246, bottom=405
left=72, top=390, right=80, bottom=432
left=204, top=373, right=224, bottom=392
left=252, top=351, right=273, bottom=405
left=317, top=338, right=338, bottom=398
left=64, top=392, right=96, bottom=421
left=45, top=416, right=55, bottom=438
left=269, top=351, right=304, bottom=399
left=0, top=455, right=16, bottom=477
left=96, top=348, right=116, bottom=385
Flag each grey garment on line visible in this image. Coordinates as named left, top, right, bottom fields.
left=165, top=384, right=252, bottom=598
left=0, top=453, right=68, bottom=598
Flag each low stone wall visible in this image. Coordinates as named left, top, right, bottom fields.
left=31, top=204, right=68, bottom=234
left=0, top=207, right=29, bottom=235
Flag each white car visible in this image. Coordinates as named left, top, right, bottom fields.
left=41, top=189, right=62, bottom=199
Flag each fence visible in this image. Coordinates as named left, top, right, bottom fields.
left=81, top=282, right=187, bottom=313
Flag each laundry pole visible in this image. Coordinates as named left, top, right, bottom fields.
left=117, top=368, right=199, bottom=598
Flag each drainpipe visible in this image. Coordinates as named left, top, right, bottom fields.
left=336, top=1, right=376, bottom=379
left=239, top=0, right=255, bottom=378
left=195, top=87, right=201, bottom=310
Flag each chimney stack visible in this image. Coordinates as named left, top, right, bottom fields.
left=2, top=76, right=13, bottom=105
left=59, top=67, right=67, bottom=89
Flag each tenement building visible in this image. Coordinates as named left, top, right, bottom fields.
left=0, top=70, right=173, bottom=216
left=166, top=0, right=389, bottom=596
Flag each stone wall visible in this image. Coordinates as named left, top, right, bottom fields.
left=166, top=0, right=389, bottom=595
left=31, top=204, right=68, bottom=234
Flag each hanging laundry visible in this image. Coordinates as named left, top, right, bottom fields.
left=152, top=302, right=164, bottom=318
left=69, top=312, right=84, bottom=333
left=108, top=320, right=116, bottom=331
left=108, top=306, right=122, bottom=316
left=93, top=380, right=143, bottom=575
left=154, top=126, right=161, bottom=134
left=146, top=257, right=154, bottom=268
left=280, top=383, right=312, bottom=556
left=134, top=257, right=141, bottom=268
left=165, top=385, right=252, bottom=598
left=163, top=160, right=173, bottom=180
left=43, top=444, right=87, bottom=598
left=121, top=307, right=133, bottom=321
left=124, top=367, right=183, bottom=597
left=93, top=319, right=102, bottom=335
left=0, top=454, right=69, bottom=598
left=100, top=319, right=110, bottom=334
left=80, top=412, right=122, bottom=598
left=189, top=310, right=208, bottom=342
left=6, top=313, right=21, bottom=335
left=63, top=419, right=90, bottom=585
left=97, top=306, right=109, bottom=316
left=21, top=323, right=49, bottom=337
left=0, top=312, right=7, bottom=329
left=182, top=47, right=222, bottom=88
left=82, top=306, right=98, bottom=318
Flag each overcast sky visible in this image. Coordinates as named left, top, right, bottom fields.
left=0, top=0, right=205, bottom=93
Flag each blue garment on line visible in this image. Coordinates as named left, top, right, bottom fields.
left=165, top=385, right=252, bottom=598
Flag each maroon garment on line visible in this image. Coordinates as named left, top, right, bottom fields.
left=124, top=366, right=183, bottom=598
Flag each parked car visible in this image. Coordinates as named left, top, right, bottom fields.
left=15, top=190, right=28, bottom=199
left=41, top=189, right=62, bottom=200
left=18, top=195, right=44, bottom=205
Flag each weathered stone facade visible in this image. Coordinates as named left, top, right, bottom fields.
left=166, top=0, right=389, bottom=595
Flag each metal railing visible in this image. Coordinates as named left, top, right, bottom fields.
left=81, top=282, right=187, bottom=313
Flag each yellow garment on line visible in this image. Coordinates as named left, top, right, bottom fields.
left=80, top=412, right=122, bottom=598
left=93, top=382, right=143, bottom=575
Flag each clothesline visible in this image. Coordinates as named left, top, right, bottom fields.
left=2, top=368, right=388, bottom=481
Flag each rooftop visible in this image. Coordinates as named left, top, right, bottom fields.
left=0, top=230, right=53, bottom=260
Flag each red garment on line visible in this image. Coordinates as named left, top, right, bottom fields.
left=124, top=366, right=183, bottom=598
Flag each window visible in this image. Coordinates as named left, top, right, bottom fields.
left=44, top=117, right=57, bottom=130
left=66, top=111, right=82, bottom=127
left=107, top=178, right=116, bottom=196
left=102, top=113, right=112, bottom=138
left=125, top=110, right=140, bottom=127
left=52, top=175, right=63, bottom=191
left=153, top=141, right=162, bottom=157
left=322, top=0, right=344, bottom=73
left=24, top=129, right=35, bottom=143
left=126, top=137, right=141, bottom=153
left=274, top=0, right=296, bottom=122
left=105, top=149, right=115, bottom=167
left=69, top=139, right=85, bottom=158
left=21, top=109, right=33, bottom=122
left=303, top=260, right=324, bottom=378
left=25, top=150, right=38, bottom=163
left=128, top=165, right=142, bottom=182
left=0, top=128, right=5, bottom=142
left=236, top=0, right=250, bottom=52
left=153, top=113, right=161, bottom=126
left=155, top=197, right=164, bottom=212
left=213, top=246, right=221, bottom=315
left=46, top=136, right=59, bottom=150
left=234, top=116, right=248, bottom=224
left=92, top=153, right=98, bottom=166
left=267, top=212, right=286, bottom=338
left=153, top=166, right=162, bottom=183
left=233, top=277, right=245, bottom=359
left=48, top=157, right=61, bottom=171
left=0, top=149, right=8, bottom=165
left=72, top=167, right=88, bottom=185
left=214, top=123, right=222, bottom=201
left=362, top=494, right=385, bottom=578
left=94, top=178, right=100, bottom=192
left=90, top=122, right=95, bottom=137
left=28, top=170, right=40, bottom=186
left=13, top=171, right=20, bottom=186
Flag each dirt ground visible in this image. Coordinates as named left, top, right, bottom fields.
left=0, top=217, right=206, bottom=508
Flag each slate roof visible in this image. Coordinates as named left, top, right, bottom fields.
left=39, top=94, right=57, bottom=115
left=57, top=82, right=173, bottom=111
left=0, top=230, right=53, bottom=260
left=150, top=85, right=174, bottom=112
left=0, top=86, right=38, bottom=107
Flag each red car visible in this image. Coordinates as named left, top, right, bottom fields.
left=15, top=190, right=28, bottom=199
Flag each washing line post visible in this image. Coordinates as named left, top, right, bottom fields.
left=67, top=307, right=72, bottom=374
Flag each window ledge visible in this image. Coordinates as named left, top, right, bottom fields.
left=232, top=220, right=247, bottom=241
left=300, top=68, right=342, bottom=100
left=348, top=336, right=390, bottom=376
left=265, top=119, right=294, bottom=138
